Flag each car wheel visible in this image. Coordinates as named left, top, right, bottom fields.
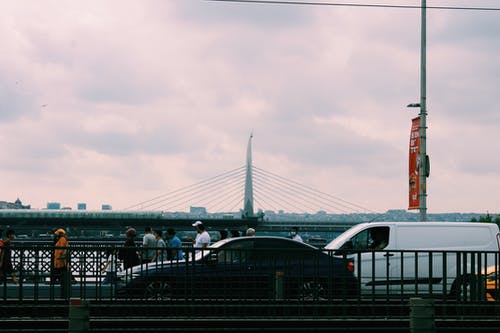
left=145, top=280, right=173, bottom=300
left=299, top=281, right=327, bottom=301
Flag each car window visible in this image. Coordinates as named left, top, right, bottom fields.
left=217, top=239, right=254, bottom=264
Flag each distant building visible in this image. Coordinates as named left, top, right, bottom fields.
left=102, top=204, right=112, bottom=211
left=47, top=202, right=61, bottom=210
left=77, top=203, right=87, bottom=210
left=190, top=206, right=207, bottom=215
left=0, top=198, right=31, bottom=209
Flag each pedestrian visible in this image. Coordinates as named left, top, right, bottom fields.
left=166, top=228, right=184, bottom=260
left=118, top=228, right=140, bottom=270
left=290, top=227, right=303, bottom=242
left=246, top=228, right=256, bottom=236
left=0, top=229, right=18, bottom=284
left=101, top=248, right=118, bottom=285
left=54, top=229, right=68, bottom=271
left=50, top=228, right=62, bottom=284
left=191, top=221, right=210, bottom=249
left=53, top=229, right=70, bottom=297
left=219, top=230, right=228, bottom=240
left=230, top=230, right=240, bottom=238
left=151, top=230, right=166, bottom=263
left=142, top=226, right=156, bottom=264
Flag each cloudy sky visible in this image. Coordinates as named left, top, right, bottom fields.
left=1, top=0, right=499, bottom=214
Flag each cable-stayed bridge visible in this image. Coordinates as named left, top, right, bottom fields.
left=125, top=165, right=372, bottom=218
left=125, top=135, right=375, bottom=220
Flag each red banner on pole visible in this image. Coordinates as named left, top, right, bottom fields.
left=408, top=117, right=420, bottom=210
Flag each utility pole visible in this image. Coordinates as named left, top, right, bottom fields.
left=408, top=0, right=428, bottom=220
left=419, top=0, right=428, bottom=221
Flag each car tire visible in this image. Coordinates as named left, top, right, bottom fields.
left=144, top=280, right=173, bottom=300
left=299, top=281, right=327, bottom=301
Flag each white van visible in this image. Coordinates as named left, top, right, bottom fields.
left=325, top=222, right=500, bottom=299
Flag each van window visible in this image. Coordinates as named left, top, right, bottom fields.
left=340, top=226, right=390, bottom=252
left=369, top=227, right=389, bottom=250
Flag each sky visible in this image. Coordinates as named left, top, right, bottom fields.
left=1, top=0, right=499, bottom=214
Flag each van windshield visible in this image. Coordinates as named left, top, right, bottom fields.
left=325, top=225, right=390, bottom=252
left=325, top=224, right=368, bottom=250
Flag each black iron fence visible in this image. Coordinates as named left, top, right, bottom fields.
left=1, top=243, right=499, bottom=304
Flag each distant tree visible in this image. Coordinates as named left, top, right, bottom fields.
left=478, top=212, right=492, bottom=223
left=495, top=215, right=500, bottom=227
left=473, top=213, right=500, bottom=227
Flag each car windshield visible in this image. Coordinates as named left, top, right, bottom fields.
left=125, top=237, right=252, bottom=274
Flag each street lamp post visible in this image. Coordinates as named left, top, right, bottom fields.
left=408, top=0, right=428, bottom=222
left=419, top=0, right=427, bottom=222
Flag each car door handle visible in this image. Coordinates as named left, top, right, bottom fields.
left=383, top=253, right=394, bottom=257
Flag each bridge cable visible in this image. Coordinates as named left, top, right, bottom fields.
left=253, top=168, right=349, bottom=213
left=124, top=165, right=245, bottom=210
left=253, top=166, right=376, bottom=213
left=149, top=168, right=246, bottom=211
left=253, top=175, right=327, bottom=213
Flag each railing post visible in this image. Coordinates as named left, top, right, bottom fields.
left=409, top=297, right=435, bottom=333
left=61, top=267, right=71, bottom=299
left=274, top=271, right=284, bottom=300
left=69, top=298, right=89, bottom=333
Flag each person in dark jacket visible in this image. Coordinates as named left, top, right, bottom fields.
left=118, top=228, right=140, bottom=270
left=0, top=229, right=18, bottom=284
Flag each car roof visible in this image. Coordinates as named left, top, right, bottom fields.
left=211, top=236, right=317, bottom=249
left=125, top=236, right=318, bottom=275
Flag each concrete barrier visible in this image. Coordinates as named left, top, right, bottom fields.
left=409, top=297, right=435, bottom=333
left=274, top=271, right=284, bottom=300
left=69, top=298, right=89, bottom=333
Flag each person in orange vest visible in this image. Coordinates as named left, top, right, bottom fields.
left=54, top=229, right=68, bottom=269
left=53, top=229, right=70, bottom=297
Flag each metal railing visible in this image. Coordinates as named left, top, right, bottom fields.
left=344, top=249, right=500, bottom=302
left=1, top=244, right=499, bottom=304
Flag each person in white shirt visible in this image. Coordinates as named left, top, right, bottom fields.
left=290, top=226, right=303, bottom=242
left=142, top=226, right=157, bottom=264
left=191, top=221, right=210, bottom=248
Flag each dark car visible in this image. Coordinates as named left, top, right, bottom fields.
left=117, top=236, right=359, bottom=300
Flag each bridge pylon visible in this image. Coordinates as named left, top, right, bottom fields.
left=243, top=133, right=256, bottom=220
